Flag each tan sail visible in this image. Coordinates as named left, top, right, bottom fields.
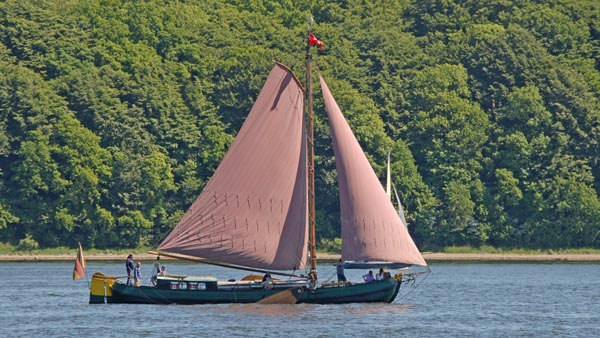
left=320, top=75, right=427, bottom=267
left=159, top=63, right=308, bottom=271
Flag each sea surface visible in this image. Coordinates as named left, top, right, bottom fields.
left=1, top=260, right=599, bottom=337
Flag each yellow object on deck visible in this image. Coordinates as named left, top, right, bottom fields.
left=90, top=272, right=117, bottom=297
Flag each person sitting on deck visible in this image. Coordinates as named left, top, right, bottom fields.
left=362, top=270, right=375, bottom=283
left=262, top=272, right=273, bottom=289
left=376, top=268, right=386, bottom=281
left=308, top=271, right=317, bottom=290
left=158, top=265, right=167, bottom=276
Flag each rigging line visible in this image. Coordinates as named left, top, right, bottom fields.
left=319, top=266, right=337, bottom=284
left=313, top=63, right=323, bottom=80
left=149, top=227, right=172, bottom=250
left=138, top=284, right=167, bottom=305
left=132, top=276, right=178, bottom=305
left=396, top=269, right=431, bottom=301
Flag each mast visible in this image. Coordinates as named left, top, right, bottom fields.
left=306, top=17, right=317, bottom=278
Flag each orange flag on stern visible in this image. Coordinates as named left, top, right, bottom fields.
left=73, top=242, right=86, bottom=280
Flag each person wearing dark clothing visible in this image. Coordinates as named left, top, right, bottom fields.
left=336, top=259, right=347, bottom=282
left=262, top=272, right=273, bottom=289
left=125, top=254, right=134, bottom=286
left=261, top=272, right=272, bottom=283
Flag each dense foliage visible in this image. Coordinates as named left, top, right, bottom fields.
left=0, top=0, right=598, bottom=250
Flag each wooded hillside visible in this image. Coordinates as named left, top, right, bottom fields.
left=0, top=0, right=598, bottom=250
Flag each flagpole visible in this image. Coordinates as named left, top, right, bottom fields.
left=85, top=267, right=90, bottom=290
left=81, top=242, right=90, bottom=289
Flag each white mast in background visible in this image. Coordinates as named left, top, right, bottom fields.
left=387, top=151, right=407, bottom=229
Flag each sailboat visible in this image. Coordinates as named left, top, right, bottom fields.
left=90, top=28, right=427, bottom=305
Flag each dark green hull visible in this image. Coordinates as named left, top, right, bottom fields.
left=94, top=278, right=401, bottom=305
left=301, top=279, right=401, bottom=304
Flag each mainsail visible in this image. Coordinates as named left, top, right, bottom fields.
left=159, top=63, right=308, bottom=271
left=320, top=75, right=427, bottom=267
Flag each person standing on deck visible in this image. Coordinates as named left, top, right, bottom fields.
left=151, top=256, right=161, bottom=286
left=133, top=261, right=142, bottom=287
left=336, top=259, right=347, bottom=282
left=125, top=254, right=134, bottom=286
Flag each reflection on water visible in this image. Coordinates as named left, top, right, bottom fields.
left=2, top=262, right=600, bottom=337
left=342, top=302, right=416, bottom=316
left=226, top=303, right=304, bottom=317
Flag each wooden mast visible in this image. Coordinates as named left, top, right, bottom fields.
left=306, top=17, right=317, bottom=279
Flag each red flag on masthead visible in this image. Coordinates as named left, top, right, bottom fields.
left=308, top=33, right=324, bottom=50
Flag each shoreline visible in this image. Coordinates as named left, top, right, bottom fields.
left=2, top=252, right=600, bottom=262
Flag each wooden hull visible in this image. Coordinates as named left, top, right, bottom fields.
left=90, top=273, right=401, bottom=304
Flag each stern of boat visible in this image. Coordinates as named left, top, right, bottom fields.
left=89, top=272, right=117, bottom=304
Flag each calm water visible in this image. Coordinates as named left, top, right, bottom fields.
left=1, top=261, right=599, bottom=337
